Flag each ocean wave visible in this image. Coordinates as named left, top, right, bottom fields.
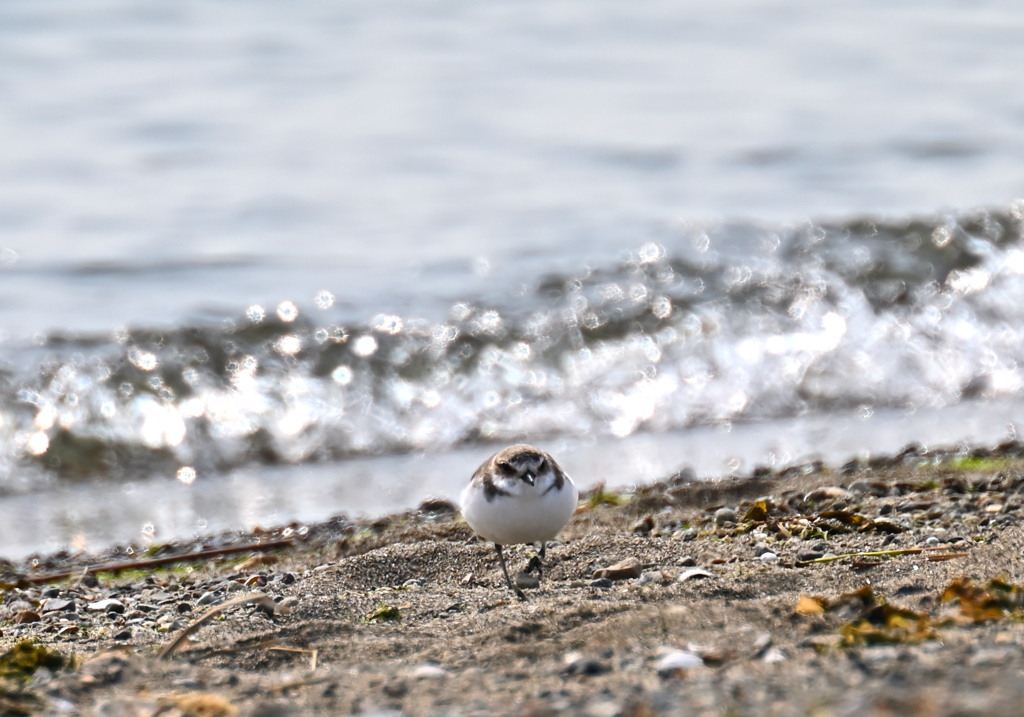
left=1, top=206, right=1022, bottom=486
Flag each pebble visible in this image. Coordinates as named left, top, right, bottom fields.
left=589, top=578, right=614, bottom=589
left=94, top=697, right=159, bottom=717
left=859, top=646, right=900, bottom=663
left=655, top=651, right=704, bottom=678
left=678, top=555, right=696, bottom=567
left=762, top=647, right=787, bottom=663
left=410, top=663, right=449, bottom=680
left=759, top=552, right=779, bottom=563
left=584, top=699, right=622, bottom=717
left=679, top=528, right=699, bottom=541
left=593, top=557, right=643, bottom=581
left=278, top=596, right=300, bottom=611
left=804, top=486, right=853, bottom=503
left=637, top=571, right=664, bottom=586
left=631, top=516, right=655, bottom=534
left=797, top=550, right=824, bottom=562
left=196, top=591, right=219, bottom=606
left=87, top=599, right=125, bottom=614
left=924, top=536, right=940, bottom=547
left=677, top=568, right=715, bottom=582
left=751, top=633, right=772, bottom=657
left=714, top=507, right=737, bottom=525
left=42, top=598, right=75, bottom=613
left=563, top=655, right=610, bottom=677
left=968, top=647, right=1019, bottom=667
left=514, top=572, right=541, bottom=590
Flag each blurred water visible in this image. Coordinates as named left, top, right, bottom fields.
left=1, top=1, right=1024, bottom=557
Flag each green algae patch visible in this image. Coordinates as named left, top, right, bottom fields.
left=364, top=603, right=402, bottom=624
left=0, top=641, right=70, bottom=682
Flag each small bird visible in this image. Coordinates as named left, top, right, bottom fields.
left=460, top=444, right=578, bottom=599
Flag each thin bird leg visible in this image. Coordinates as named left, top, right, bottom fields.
left=495, top=543, right=526, bottom=600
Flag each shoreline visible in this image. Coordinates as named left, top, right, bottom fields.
left=7, top=394, right=1024, bottom=562
left=4, top=441, right=1024, bottom=715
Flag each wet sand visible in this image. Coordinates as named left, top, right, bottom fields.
left=5, top=443, right=1024, bottom=716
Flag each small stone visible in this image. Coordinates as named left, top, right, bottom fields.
left=677, top=568, right=715, bottom=582
left=849, top=479, right=888, bottom=496
left=569, top=580, right=587, bottom=588
left=804, top=487, right=853, bottom=503
left=175, top=602, right=193, bottom=614
left=42, top=588, right=61, bottom=599
left=751, top=633, right=772, bottom=657
left=514, top=572, right=540, bottom=590
left=631, top=516, right=655, bottom=535
left=196, top=592, right=219, bottom=606
left=753, top=542, right=770, bottom=557
left=418, top=498, right=457, bottom=515
left=410, top=663, right=448, bottom=680
left=678, top=555, right=696, bottom=567
left=94, top=697, right=158, bottom=717
left=655, top=651, right=703, bottom=678
left=278, top=596, right=300, bottom=612
left=402, top=578, right=426, bottom=589
left=381, top=679, right=408, bottom=698
left=584, top=699, right=623, bottom=717
left=860, top=646, right=900, bottom=663
left=924, top=536, right=940, bottom=547
left=15, top=610, right=41, bottom=624
left=759, top=552, right=779, bottom=563
left=563, top=656, right=610, bottom=677
left=637, top=571, right=664, bottom=586
left=797, top=551, right=824, bottom=562
left=593, top=557, right=643, bottom=581
left=968, top=648, right=1018, bottom=667
left=762, top=647, right=787, bottom=663
left=42, top=598, right=75, bottom=614
left=589, top=578, right=614, bottom=589
left=714, top=507, right=737, bottom=525
left=679, top=528, right=698, bottom=541
left=88, top=599, right=126, bottom=614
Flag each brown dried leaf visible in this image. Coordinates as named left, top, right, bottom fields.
left=941, top=577, right=1021, bottom=622
left=819, top=510, right=872, bottom=529
left=740, top=500, right=769, bottom=524
left=840, top=604, right=936, bottom=645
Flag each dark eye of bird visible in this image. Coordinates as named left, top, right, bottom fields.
left=498, top=461, right=515, bottom=475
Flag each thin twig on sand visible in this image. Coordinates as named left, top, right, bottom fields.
left=158, top=593, right=279, bottom=660
left=24, top=539, right=295, bottom=585
left=799, top=545, right=969, bottom=565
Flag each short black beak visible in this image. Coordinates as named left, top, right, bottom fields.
left=522, top=470, right=535, bottom=486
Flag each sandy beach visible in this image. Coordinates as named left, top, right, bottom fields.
left=5, top=443, right=1024, bottom=716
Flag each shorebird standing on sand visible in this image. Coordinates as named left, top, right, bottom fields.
left=460, top=444, right=578, bottom=599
